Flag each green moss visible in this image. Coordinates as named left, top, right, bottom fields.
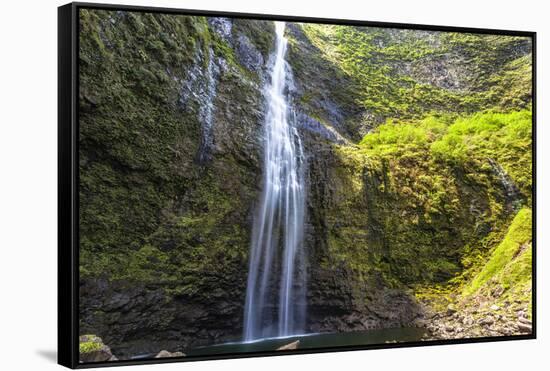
left=359, top=115, right=451, bottom=156
left=78, top=9, right=261, bottom=303
left=357, top=110, right=532, bottom=204
left=80, top=341, right=103, bottom=354
left=463, top=207, right=532, bottom=296
left=79, top=335, right=104, bottom=354
left=324, top=109, right=532, bottom=287
left=232, top=19, right=275, bottom=58
left=415, top=285, right=456, bottom=312
left=417, top=207, right=533, bottom=321
left=431, top=110, right=532, bottom=202
left=297, top=24, right=531, bottom=130
left=79, top=9, right=207, bottom=268
left=330, top=143, right=464, bottom=285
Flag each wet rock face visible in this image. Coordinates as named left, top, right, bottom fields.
left=236, top=34, right=265, bottom=72
left=178, top=19, right=267, bottom=165
left=295, top=111, right=347, bottom=144
left=208, top=17, right=266, bottom=73
left=488, top=158, right=523, bottom=210
left=208, top=17, right=233, bottom=41
left=80, top=277, right=246, bottom=358
left=178, top=47, right=221, bottom=164
left=285, top=23, right=361, bottom=141
left=406, top=56, right=465, bottom=91
left=306, top=265, right=423, bottom=333
left=299, top=132, right=425, bottom=334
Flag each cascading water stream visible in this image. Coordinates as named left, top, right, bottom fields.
left=243, top=21, right=307, bottom=342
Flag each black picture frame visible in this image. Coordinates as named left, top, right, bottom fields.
left=58, top=2, right=537, bottom=368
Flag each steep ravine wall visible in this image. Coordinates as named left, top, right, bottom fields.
left=79, top=11, right=274, bottom=356
left=285, top=23, right=531, bottom=335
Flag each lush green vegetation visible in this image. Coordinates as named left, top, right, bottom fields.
left=431, top=110, right=532, bottom=201
left=358, top=110, right=531, bottom=200
left=324, top=109, right=531, bottom=291
left=463, top=207, right=532, bottom=297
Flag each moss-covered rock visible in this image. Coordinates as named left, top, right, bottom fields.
left=287, top=23, right=531, bottom=137
left=463, top=207, right=532, bottom=300
left=79, top=335, right=117, bottom=362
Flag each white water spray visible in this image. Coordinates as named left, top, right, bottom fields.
left=243, top=21, right=307, bottom=341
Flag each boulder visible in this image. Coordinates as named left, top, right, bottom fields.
left=79, top=335, right=116, bottom=363
left=518, top=316, right=531, bottom=325
left=517, top=322, right=532, bottom=333
left=276, top=340, right=300, bottom=351
left=479, top=317, right=494, bottom=326
left=446, top=304, right=457, bottom=315
left=155, top=350, right=185, bottom=358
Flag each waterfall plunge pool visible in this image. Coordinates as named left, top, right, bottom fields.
left=186, top=328, right=427, bottom=356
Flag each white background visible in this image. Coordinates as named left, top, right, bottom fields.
left=0, top=0, right=546, bottom=369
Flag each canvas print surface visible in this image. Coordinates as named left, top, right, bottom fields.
left=78, top=8, right=533, bottom=363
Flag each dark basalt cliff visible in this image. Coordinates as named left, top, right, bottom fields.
left=78, top=10, right=533, bottom=359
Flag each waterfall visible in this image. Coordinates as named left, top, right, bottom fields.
left=243, top=21, right=307, bottom=342
left=197, top=48, right=219, bottom=163
left=488, top=158, right=522, bottom=210
left=179, top=46, right=219, bottom=164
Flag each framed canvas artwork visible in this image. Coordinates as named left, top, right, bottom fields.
left=58, top=2, right=536, bottom=368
